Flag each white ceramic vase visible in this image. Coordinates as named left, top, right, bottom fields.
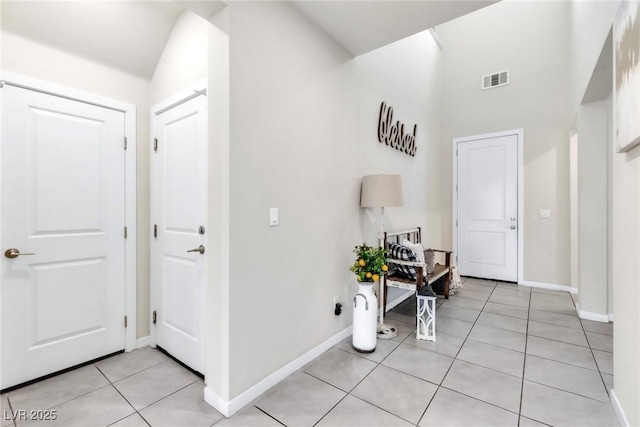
left=352, top=282, right=377, bottom=352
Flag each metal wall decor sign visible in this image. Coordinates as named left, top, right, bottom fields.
left=377, top=102, right=417, bottom=157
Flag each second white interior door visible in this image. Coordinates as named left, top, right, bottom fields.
left=152, top=91, right=208, bottom=374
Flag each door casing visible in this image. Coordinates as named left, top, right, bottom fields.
left=0, top=70, right=138, bottom=353
left=452, top=128, right=524, bottom=284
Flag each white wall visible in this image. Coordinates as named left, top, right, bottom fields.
left=0, top=29, right=151, bottom=339
left=205, top=6, right=231, bottom=402
left=576, top=101, right=609, bottom=316
left=610, top=114, right=640, bottom=426
left=437, top=1, right=572, bottom=285
left=150, top=11, right=212, bottom=106
left=222, top=1, right=443, bottom=400
left=569, top=133, right=578, bottom=290
left=569, top=1, right=620, bottom=119
left=568, top=1, right=640, bottom=424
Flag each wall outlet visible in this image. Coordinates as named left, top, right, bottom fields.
left=539, top=209, right=551, bottom=219
left=333, top=296, right=342, bottom=316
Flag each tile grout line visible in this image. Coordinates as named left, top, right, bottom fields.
left=523, top=378, right=613, bottom=405
left=98, top=357, right=173, bottom=385
left=517, top=286, right=533, bottom=425
left=306, top=321, right=421, bottom=426
left=577, top=313, right=614, bottom=399
left=97, top=362, right=203, bottom=426
left=252, top=406, right=287, bottom=426
left=9, top=372, right=115, bottom=415
left=311, top=390, right=350, bottom=427
left=95, top=365, right=151, bottom=427
left=316, top=292, right=449, bottom=427
left=331, top=335, right=417, bottom=425
left=5, top=393, right=16, bottom=427
left=414, top=280, right=499, bottom=425
left=437, top=384, right=521, bottom=416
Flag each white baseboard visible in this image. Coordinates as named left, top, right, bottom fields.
left=136, top=336, right=151, bottom=349
left=519, top=280, right=575, bottom=294
left=610, top=389, right=630, bottom=427
left=575, top=304, right=610, bottom=323
left=609, top=313, right=614, bottom=322
left=204, top=326, right=353, bottom=418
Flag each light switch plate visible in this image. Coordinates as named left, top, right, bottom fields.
left=270, top=208, right=278, bottom=226
left=539, top=209, right=551, bottom=219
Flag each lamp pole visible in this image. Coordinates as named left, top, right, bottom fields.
left=360, top=174, right=402, bottom=340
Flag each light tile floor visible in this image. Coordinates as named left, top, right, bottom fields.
left=1, top=278, right=618, bottom=427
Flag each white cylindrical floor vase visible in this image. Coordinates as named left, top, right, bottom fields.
left=352, top=282, right=377, bottom=352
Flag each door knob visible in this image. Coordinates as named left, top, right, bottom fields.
left=187, top=245, right=205, bottom=254
left=4, top=248, right=35, bottom=259
left=509, top=225, right=517, bottom=230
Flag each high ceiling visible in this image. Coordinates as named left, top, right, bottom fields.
left=291, top=1, right=497, bottom=56
left=1, top=1, right=186, bottom=78
left=0, top=1, right=497, bottom=80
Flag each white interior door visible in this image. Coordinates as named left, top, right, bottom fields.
left=152, top=92, right=207, bottom=374
left=1, top=85, right=126, bottom=389
left=457, top=134, right=518, bottom=282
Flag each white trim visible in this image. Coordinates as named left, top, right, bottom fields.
left=0, top=71, right=134, bottom=112
left=575, top=304, right=610, bottom=323
left=150, top=80, right=208, bottom=114
left=609, top=313, right=614, bottom=322
left=610, top=390, right=630, bottom=427
left=452, top=129, right=524, bottom=282
left=124, top=102, right=137, bottom=352
left=136, top=336, right=151, bottom=349
left=204, top=326, right=353, bottom=418
left=519, top=280, right=575, bottom=294
left=0, top=70, right=138, bottom=353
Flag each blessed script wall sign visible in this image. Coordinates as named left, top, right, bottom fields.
left=377, top=102, right=417, bottom=157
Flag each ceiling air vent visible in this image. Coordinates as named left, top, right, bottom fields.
left=482, top=70, right=509, bottom=90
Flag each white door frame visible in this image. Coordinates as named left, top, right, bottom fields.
left=149, top=80, right=208, bottom=351
left=0, top=70, right=138, bottom=352
left=452, top=128, right=524, bottom=284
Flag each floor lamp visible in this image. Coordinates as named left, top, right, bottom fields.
left=360, top=174, right=403, bottom=340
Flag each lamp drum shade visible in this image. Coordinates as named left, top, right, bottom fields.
left=360, top=174, right=403, bottom=208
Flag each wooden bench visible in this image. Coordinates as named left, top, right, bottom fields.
left=381, top=227, right=453, bottom=341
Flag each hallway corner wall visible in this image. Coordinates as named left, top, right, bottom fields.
left=437, top=1, right=572, bottom=286
left=224, top=1, right=444, bottom=403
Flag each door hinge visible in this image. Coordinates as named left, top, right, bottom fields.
left=456, top=220, right=458, bottom=226
left=154, top=138, right=158, bottom=152
left=124, top=226, right=128, bottom=239
left=124, top=316, right=128, bottom=328
left=124, top=136, right=128, bottom=150
left=456, top=185, right=458, bottom=192
left=152, top=310, right=157, bottom=324
left=154, top=224, right=157, bottom=238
